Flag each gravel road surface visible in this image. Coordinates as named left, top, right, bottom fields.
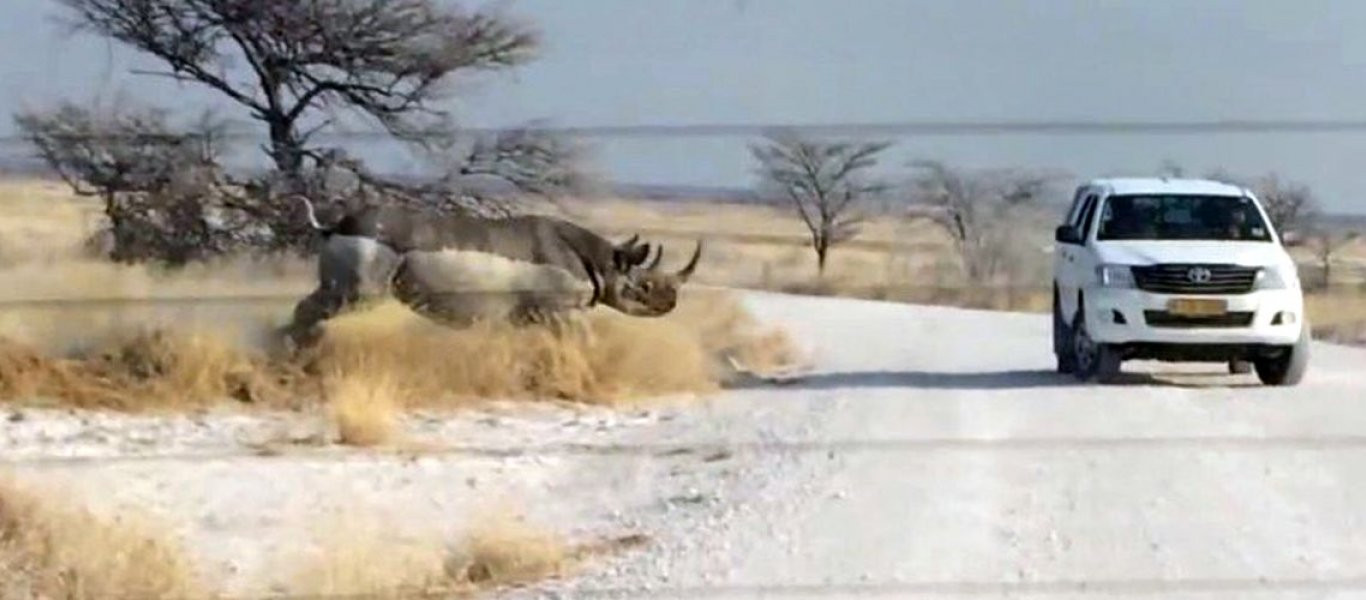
left=548, top=291, right=1366, bottom=599
left=6, top=291, right=1365, bottom=599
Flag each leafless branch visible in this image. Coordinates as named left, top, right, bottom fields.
left=906, top=160, right=1057, bottom=282
left=55, top=0, right=541, bottom=180
left=749, top=129, right=892, bottom=274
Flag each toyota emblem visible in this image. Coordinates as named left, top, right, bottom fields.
left=1187, top=267, right=1213, bottom=284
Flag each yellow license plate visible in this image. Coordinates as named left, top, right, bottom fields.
left=1167, top=298, right=1228, bottom=317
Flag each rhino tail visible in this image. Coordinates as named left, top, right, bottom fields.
left=299, top=196, right=334, bottom=237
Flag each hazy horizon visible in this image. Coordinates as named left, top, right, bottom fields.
left=5, top=0, right=1366, bottom=213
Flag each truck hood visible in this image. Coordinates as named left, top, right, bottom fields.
left=1093, top=240, right=1292, bottom=267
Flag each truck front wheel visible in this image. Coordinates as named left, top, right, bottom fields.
left=1071, top=301, right=1122, bottom=384
left=1254, top=326, right=1311, bottom=386
left=1053, top=289, right=1076, bottom=374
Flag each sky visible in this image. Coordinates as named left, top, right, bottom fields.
left=3, top=0, right=1366, bottom=212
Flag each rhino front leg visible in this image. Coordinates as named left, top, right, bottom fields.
left=560, top=310, right=597, bottom=348
left=522, top=306, right=596, bottom=348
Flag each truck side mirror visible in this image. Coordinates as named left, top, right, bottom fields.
left=1055, top=224, right=1083, bottom=245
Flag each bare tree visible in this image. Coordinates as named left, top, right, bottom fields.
left=54, top=0, right=537, bottom=179
left=1203, top=169, right=1318, bottom=236
left=1306, top=228, right=1361, bottom=290
left=13, top=100, right=243, bottom=264
left=748, top=131, right=891, bottom=274
left=1250, top=173, right=1318, bottom=237
left=1156, top=158, right=1186, bottom=178
left=20, top=0, right=589, bottom=261
left=906, top=160, right=1051, bottom=283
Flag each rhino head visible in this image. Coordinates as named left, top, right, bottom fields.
left=587, top=234, right=703, bottom=317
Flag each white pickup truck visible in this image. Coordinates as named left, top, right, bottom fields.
left=1052, top=177, right=1309, bottom=385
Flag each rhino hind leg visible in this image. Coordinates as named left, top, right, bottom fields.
left=282, top=284, right=350, bottom=352
left=282, top=235, right=403, bottom=352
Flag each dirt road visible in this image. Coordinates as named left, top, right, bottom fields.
left=6, top=291, right=1366, bottom=598
left=545, top=291, right=1366, bottom=599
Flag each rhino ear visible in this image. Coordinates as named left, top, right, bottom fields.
left=615, top=242, right=650, bottom=270
left=630, top=243, right=652, bottom=266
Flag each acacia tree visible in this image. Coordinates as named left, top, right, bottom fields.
left=1251, top=173, right=1317, bottom=237
left=1156, top=158, right=1186, bottom=178
left=54, top=0, right=537, bottom=178
left=1203, top=169, right=1318, bottom=236
left=906, top=160, right=1051, bottom=282
left=13, top=100, right=241, bottom=263
left=17, top=0, right=587, bottom=261
left=1306, top=229, right=1361, bottom=290
left=749, top=131, right=891, bottom=274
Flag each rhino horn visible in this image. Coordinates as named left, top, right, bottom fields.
left=676, top=240, right=703, bottom=280
left=646, top=244, right=664, bottom=270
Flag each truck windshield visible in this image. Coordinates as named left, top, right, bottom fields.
left=1096, top=194, right=1274, bottom=242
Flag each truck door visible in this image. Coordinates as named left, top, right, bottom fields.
left=1056, top=190, right=1100, bottom=322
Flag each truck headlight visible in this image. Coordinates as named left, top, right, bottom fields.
left=1096, top=264, right=1136, bottom=288
left=1254, top=265, right=1297, bottom=290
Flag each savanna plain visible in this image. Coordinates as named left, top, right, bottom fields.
left=2, top=178, right=1366, bottom=599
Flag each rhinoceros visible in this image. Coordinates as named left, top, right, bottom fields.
left=282, top=198, right=703, bottom=348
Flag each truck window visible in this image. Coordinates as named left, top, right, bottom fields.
left=1076, top=194, right=1099, bottom=239
left=1096, top=194, right=1273, bottom=242
left=1064, top=186, right=1089, bottom=226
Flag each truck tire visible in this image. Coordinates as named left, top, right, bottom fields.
left=1053, top=289, right=1076, bottom=374
left=1255, top=325, right=1310, bottom=386
left=1071, top=301, right=1121, bottom=383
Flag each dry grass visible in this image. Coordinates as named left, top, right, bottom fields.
left=1306, top=288, right=1366, bottom=345
left=0, top=327, right=300, bottom=411
left=0, top=288, right=798, bottom=410
left=309, top=288, right=784, bottom=407
left=0, top=476, right=205, bottom=600
left=2, top=475, right=609, bottom=600
left=287, top=522, right=452, bottom=598
left=2, top=177, right=1361, bottom=413
left=442, top=511, right=575, bottom=588
left=287, top=508, right=612, bottom=598
left=0, top=179, right=806, bottom=409
left=0, top=473, right=616, bottom=600
left=326, top=370, right=402, bottom=446
left=0, top=179, right=104, bottom=266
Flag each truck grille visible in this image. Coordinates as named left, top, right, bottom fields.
left=1143, top=310, right=1255, bottom=328
left=1130, top=264, right=1259, bottom=295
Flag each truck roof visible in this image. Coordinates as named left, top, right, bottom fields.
left=1084, top=177, right=1250, bottom=197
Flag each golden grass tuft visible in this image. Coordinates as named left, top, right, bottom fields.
left=0, top=327, right=299, bottom=411
left=0, top=179, right=810, bottom=410
left=443, top=511, right=573, bottom=588
left=0, top=287, right=802, bottom=411
left=287, top=509, right=588, bottom=598
left=308, top=289, right=790, bottom=406
left=326, top=370, right=402, bottom=446
left=667, top=289, right=808, bottom=378
left=0, top=476, right=204, bottom=600
left=288, top=529, right=450, bottom=598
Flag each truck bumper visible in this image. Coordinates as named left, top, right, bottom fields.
left=1084, top=287, right=1304, bottom=348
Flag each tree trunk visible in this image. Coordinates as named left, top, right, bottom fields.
left=816, top=240, right=829, bottom=276
left=266, top=117, right=304, bottom=180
